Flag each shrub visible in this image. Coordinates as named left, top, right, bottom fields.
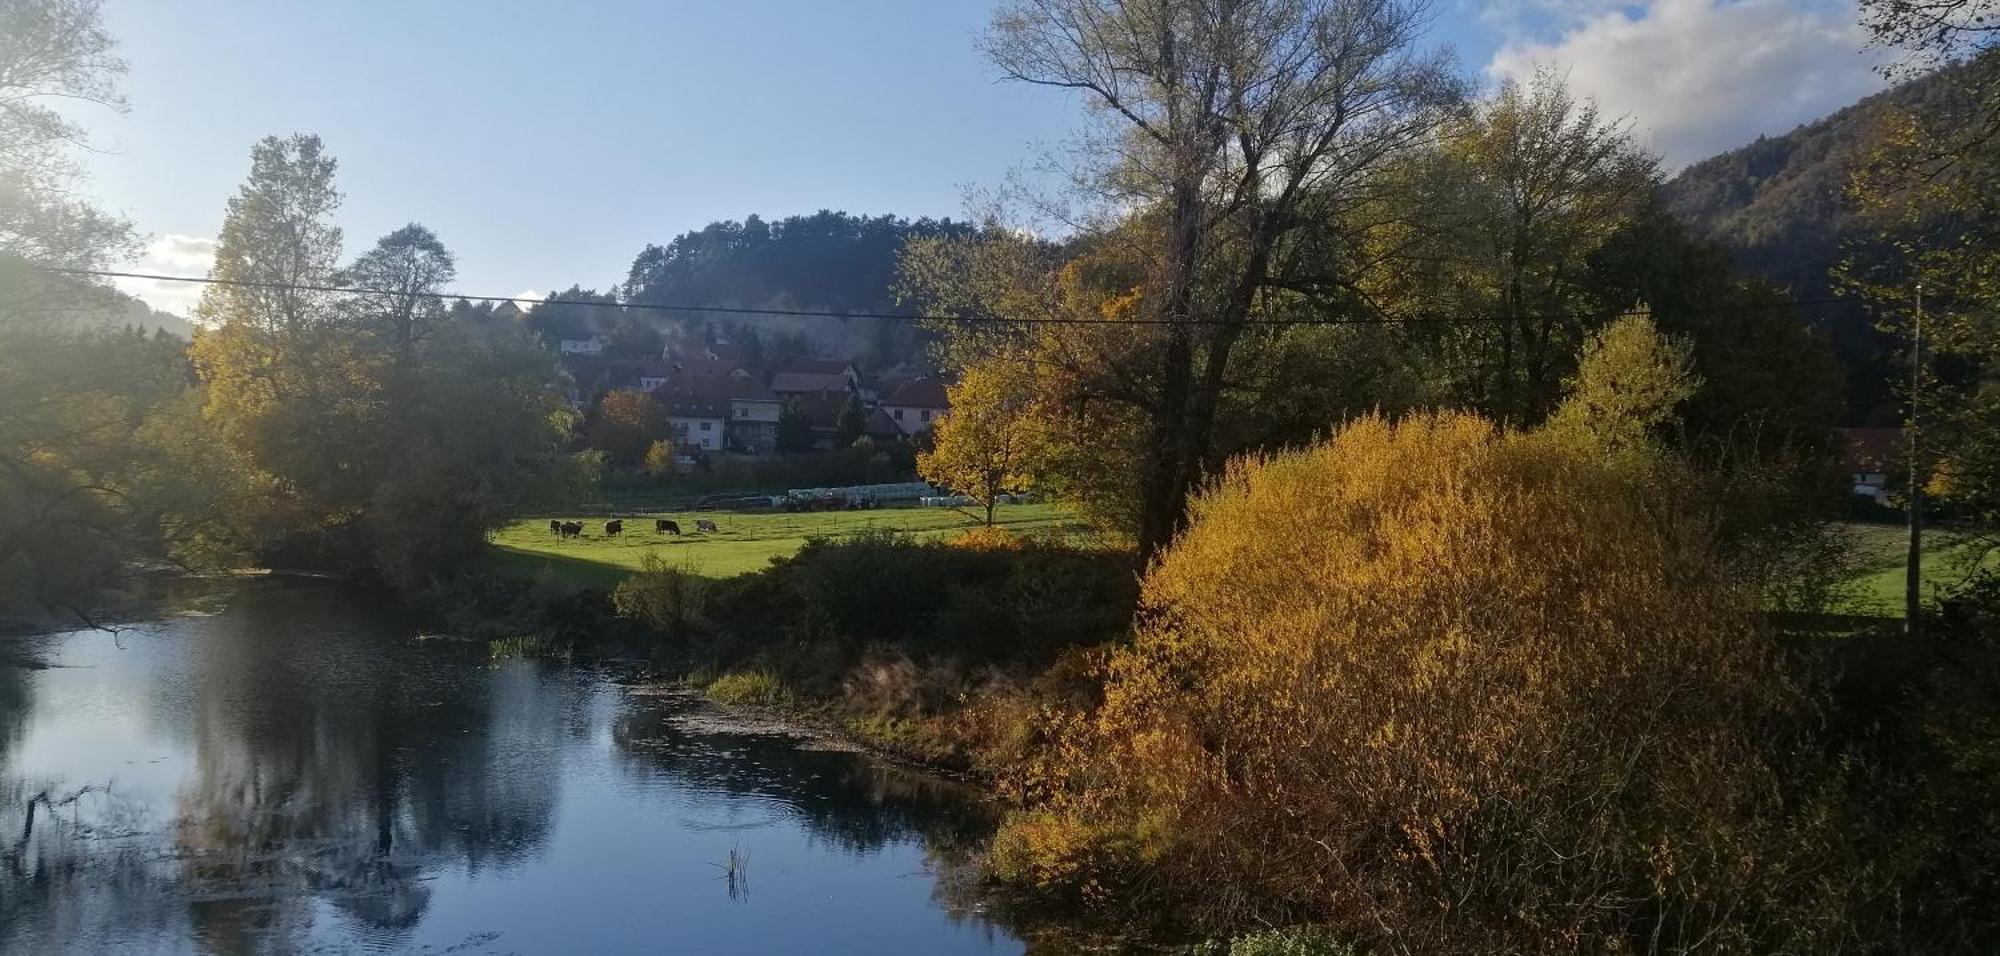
left=1221, top=928, right=1355, bottom=956
left=996, top=412, right=1840, bottom=950
left=611, top=552, right=705, bottom=638
left=706, top=670, right=791, bottom=707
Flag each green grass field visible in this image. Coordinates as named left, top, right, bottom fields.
left=489, top=502, right=1089, bottom=588
left=1836, top=521, right=1997, bottom=617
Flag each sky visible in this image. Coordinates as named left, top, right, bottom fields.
left=76, top=0, right=1888, bottom=317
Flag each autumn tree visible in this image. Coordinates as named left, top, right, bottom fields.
left=1544, top=312, right=1700, bottom=460
left=589, top=389, right=668, bottom=467
left=978, top=0, right=1457, bottom=560
left=918, top=364, right=1041, bottom=525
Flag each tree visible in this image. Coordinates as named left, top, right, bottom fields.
left=918, top=365, right=1040, bottom=525
left=982, top=0, right=1457, bottom=560
left=589, top=389, right=668, bottom=467
left=834, top=393, right=868, bottom=449
left=194, top=135, right=342, bottom=335
left=0, top=0, right=133, bottom=270
left=1364, top=71, right=1658, bottom=423
left=338, top=223, right=455, bottom=370
left=775, top=399, right=815, bottom=454
left=187, top=138, right=573, bottom=587
left=0, top=0, right=203, bottom=620
left=1544, top=312, right=1700, bottom=460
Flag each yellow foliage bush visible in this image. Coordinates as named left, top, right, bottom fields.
left=949, top=525, right=1028, bottom=551
left=998, top=412, right=1840, bottom=950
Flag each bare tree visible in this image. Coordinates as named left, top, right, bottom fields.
left=984, top=0, right=1458, bottom=559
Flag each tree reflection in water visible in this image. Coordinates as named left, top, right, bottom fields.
left=0, top=582, right=1033, bottom=954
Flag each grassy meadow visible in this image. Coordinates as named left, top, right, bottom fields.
left=1836, top=521, right=1998, bottom=616
left=488, top=502, right=1090, bottom=587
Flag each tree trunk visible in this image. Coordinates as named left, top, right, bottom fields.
left=1135, top=178, right=1207, bottom=565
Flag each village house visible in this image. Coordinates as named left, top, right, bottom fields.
left=655, top=373, right=784, bottom=455
left=768, top=359, right=859, bottom=398
left=880, top=380, right=951, bottom=435
left=558, top=334, right=609, bottom=356
left=665, top=397, right=729, bottom=453
left=1838, top=427, right=1902, bottom=506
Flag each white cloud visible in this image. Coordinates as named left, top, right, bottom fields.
left=1486, top=0, right=1888, bottom=168
left=114, top=234, right=216, bottom=317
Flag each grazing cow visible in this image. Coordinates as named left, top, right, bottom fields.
left=695, top=519, right=718, bottom=533
left=549, top=519, right=562, bottom=536
left=561, top=521, right=583, bottom=539
left=656, top=519, right=681, bottom=535
left=604, top=519, right=624, bottom=537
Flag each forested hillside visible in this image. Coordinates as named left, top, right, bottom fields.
left=1663, top=64, right=1969, bottom=421
left=528, top=211, right=979, bottom=369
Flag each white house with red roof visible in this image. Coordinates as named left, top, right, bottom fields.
left=880, top=380, right=950, bottom=435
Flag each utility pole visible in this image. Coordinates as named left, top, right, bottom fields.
left=1906, top=282, right=1924, bottom=634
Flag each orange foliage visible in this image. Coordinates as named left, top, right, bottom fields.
left=992, top=412, right=1843, bottom=950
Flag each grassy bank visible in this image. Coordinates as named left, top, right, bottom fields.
left=487, top=502, right=1090, bottom=588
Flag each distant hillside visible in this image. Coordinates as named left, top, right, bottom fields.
left=1663, top=66, right=1968, bottom=421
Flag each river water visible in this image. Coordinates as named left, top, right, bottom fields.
left=0, top=581, right=1027, bottom=954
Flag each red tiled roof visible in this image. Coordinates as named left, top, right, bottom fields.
left=885, top=380, right=950, bottom=409
left=774, top=358, right=851, bottom=376
left=769, top=371, right=850, bottom=394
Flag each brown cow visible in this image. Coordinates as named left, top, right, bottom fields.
left=560, top=521, right=583, bottom=539
left=604, top=519, right=624, bottom=537
left=548, top=519, right=563, bottom=536
left=656, top=519, right=681, bottom=535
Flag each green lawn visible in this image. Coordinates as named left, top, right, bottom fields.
left=489, top=502, right=1089, bottom=588
left=1836, top=521, right=1997, bottom=617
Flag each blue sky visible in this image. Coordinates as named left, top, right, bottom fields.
left=80, top=0, right=1884, bottom=316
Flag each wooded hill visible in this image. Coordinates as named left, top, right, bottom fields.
left=1663, top=64, right=1970, bottom=421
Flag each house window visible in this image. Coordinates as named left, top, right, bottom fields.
left=700, top=421, right=713, bottom=432
left=893, top=408, right=904, bottom=420
left=920, top=409, right=932, bottom=422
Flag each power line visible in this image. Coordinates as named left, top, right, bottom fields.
left=48, top=266, right=1870, bottom=329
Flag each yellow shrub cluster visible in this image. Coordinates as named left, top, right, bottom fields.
left=997, top=412, right=1839, bottom=950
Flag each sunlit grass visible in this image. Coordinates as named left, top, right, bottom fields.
left=487, top=502, right=1088, bottom=586
left=1835, top=521, right=1997, bottom=617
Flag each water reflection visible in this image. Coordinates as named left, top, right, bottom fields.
left=0, top=582, right=1024, bottom=954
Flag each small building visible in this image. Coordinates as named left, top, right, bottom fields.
left=881, top=380, right=951, bottom=435
left=1838, top=427, right=1902, bottom=505
left=559, top=334, right=609, bottom=356
left=665, top=397, right=729, bottom=453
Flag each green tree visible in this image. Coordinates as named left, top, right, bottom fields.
left=188, top=137, right=573, bottom=588
left=1365, top=71, right=1658, bottom=423
left=775, top=398, right=815, bottom=454
left=834, top=392, right=867, bottom=449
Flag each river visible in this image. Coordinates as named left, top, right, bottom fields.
left=0, top=581, right=1029, bottom=954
